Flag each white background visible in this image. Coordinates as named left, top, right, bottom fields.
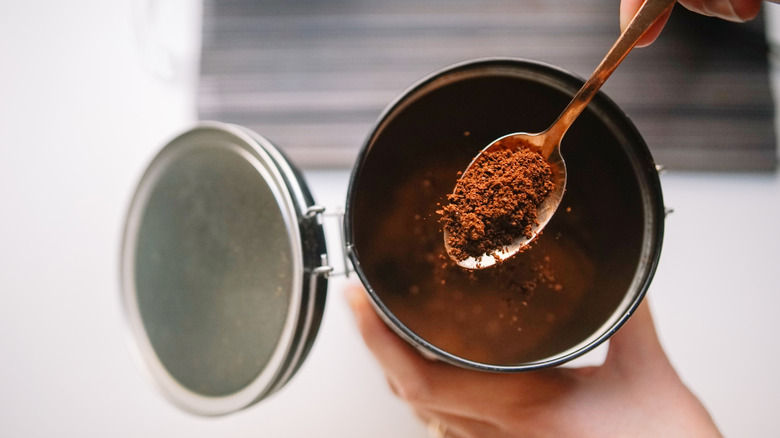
left=1, top=1, right=779, bottom=436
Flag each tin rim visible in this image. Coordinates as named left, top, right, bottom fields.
left=344, top=57, right=665, bottom=371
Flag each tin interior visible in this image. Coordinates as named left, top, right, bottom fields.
left=346, top=59, right=664, bottom=369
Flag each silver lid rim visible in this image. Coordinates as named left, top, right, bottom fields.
left=120, top=122, right=306, bottom=416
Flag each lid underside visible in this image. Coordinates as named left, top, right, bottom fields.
left=122, top=123, right=308, bottom=415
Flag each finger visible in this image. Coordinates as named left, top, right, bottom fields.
left=679, top=0, right=762, bottom=21
left=415, top=408, right=503, bottom=438
left=603, top=299, right=671, bottom=375
left=344, top=283, right=571, bottom=418
left=620, top=0, right=675, bottom=47
left=344, top=282, right=468, bottom=408
left=344, top=282, right=434, bottom=387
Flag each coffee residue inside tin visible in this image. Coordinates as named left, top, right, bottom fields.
left=439, top=146, right=553, bottom=262
left=351, top=71, right=648, bottom=366
left=362, top=165, right=595, bottom=365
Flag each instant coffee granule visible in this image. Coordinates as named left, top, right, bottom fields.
left=439, top=146, right=554, bottom=263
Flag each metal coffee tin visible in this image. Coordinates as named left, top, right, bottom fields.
left=121, top=122, right=328, bottom=416
left=345, top=58, right=665, bottom=371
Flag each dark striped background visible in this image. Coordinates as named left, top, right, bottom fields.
left=199, top=0, right=776, bottom=171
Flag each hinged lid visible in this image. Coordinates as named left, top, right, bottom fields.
left=121, top=122, right=328, bottom=416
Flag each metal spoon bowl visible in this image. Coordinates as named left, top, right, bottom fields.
left=445, top=0, right=676, bottom=269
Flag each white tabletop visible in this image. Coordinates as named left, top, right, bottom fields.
left=1, top=1, right=778, bottom=436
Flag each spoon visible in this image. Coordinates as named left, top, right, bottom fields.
left=445, top=0, right=676, bottom=270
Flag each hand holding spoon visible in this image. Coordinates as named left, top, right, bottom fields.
left=444, top=0, right=676, bottom=270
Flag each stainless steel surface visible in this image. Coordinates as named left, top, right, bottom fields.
left=121, top=122, right=327, bottom=416
left=447, top=0, right=676, bottom=269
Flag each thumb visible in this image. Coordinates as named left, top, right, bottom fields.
left=620, top=0, right=674, bottom=48
left=604, top=299, right=671, bottom=373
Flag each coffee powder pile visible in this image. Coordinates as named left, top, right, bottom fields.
left=439, top=146, right=554, bottom=262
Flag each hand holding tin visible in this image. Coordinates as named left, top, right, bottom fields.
left=345, top=283, right=723, bottom=437
left=442, top=0, right=676, bottom=270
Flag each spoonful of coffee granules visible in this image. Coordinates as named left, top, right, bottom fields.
left=441, top=0, right=675, bottom=269
left=440, top=142, right=554, bottom=269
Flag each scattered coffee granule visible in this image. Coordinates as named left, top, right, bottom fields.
left=439, top=146, right=554, bottom=262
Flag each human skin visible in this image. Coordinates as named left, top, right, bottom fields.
left=622, top=0, right=774, bottom=47
left=345, top=283, right=722, bottom=438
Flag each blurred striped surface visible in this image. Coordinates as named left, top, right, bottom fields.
left=199, top=0, right=776, bottom=171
